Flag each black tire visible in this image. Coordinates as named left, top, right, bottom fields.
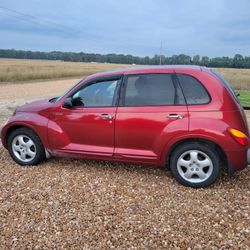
left=170, top=142, right=220, bottom=188
left=7, top=128, right=46, bottom=166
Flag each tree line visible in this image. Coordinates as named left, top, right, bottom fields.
left=1, top=49, right=250, bottom=68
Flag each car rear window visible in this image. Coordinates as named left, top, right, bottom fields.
left=211, top=70, right=240, bottom=103
left=177, top=74, right=210, bottom=105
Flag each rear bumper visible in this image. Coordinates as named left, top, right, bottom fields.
left=225, top=148, right=249, bottom=173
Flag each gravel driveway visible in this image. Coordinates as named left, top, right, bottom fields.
left=0, top=80, right=249, bottom=249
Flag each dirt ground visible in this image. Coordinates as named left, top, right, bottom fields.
left=0, top=80, right=249, bottom=249
left=0, top=79, right=79, bottom=125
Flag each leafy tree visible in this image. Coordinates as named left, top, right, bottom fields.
left=193, top=55, right=200, bottom=65
left=200, top=56, right=210, bottom=66
left=0, top=49, right=249, bottom=69
left=233, top=54, right=244, bottom=68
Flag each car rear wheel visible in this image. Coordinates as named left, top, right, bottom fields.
left=170, top=142, right=220, bottom=188
left=7, top=128, right=46, bottom=166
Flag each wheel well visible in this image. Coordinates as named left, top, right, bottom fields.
left=166, top=138, right=228, bottom=170
left=5, top=125, right=33, bottom=148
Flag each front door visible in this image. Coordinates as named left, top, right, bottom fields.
left=48, top=77, right=120, bottom=158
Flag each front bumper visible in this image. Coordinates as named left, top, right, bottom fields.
left=248, top=148, right=250, bottom=165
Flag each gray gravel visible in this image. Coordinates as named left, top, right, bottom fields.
left=0, top=110, right=249, bottom=249
left=0, top=148, right=249, bottom=249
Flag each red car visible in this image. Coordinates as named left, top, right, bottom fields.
left=1, top=66, right=249, bottom=187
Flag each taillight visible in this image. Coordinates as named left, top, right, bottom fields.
left=229, top=128, right=249, bottom=146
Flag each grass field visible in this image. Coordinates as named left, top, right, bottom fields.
left=0, top=58, right=130, bottom=83
left=0, top=58, right=249, bottom=106
left=0, top=58, right=249, bottom=88
left=214, top=68, right=250, bottom=91
left=239, top=91, right=250, bottom=107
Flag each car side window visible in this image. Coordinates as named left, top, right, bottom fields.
left=72, top=79, right=119, bottom=107
left=122, top=74, right=185, bottom=106
left=177, top=74, right=210, bottom=105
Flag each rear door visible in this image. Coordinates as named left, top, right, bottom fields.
left=114, top=72, right=189, bottom=164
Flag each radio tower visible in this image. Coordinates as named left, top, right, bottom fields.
left=160, top=40, right=163, bottom=65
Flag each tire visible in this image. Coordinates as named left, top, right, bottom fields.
left=7, top=128, right=46, bottom=166
left=170, top=142, right=220, bottom=188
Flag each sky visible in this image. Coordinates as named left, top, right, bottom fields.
left=0, top=0, right=250, bottom=57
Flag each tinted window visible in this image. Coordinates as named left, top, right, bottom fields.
left=177, top=74, right=210, bottom=104
left=72, top=79, right=118, bottom=107
left=56, top=80, right=82, bottom=102
left=123, top=74, right=184, bottom=106
left=211, top=70, right=239, bottom=103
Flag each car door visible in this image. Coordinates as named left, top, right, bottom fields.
left=47, top=76, right=121, bottom=159
left=114, top=72, right=189, bottom=164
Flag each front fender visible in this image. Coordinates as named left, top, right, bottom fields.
left=1, top=112, right=50, bottom=150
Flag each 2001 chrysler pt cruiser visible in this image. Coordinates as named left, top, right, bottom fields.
left=1, top=65, right=250, bottom=188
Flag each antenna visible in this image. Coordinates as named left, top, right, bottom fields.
left=160, top=40, right=163, bottom=65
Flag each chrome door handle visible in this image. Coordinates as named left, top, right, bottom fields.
left=100, top=114, right=113, bottom=119
left=167, top=114, right=184, bottom=119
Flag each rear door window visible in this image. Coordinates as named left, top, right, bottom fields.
left=121, top=74, right=185, bottom=106
left=177, top=74, right=210, bottom=105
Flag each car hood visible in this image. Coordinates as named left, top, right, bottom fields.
left=17, top=99, right=54, bottom=112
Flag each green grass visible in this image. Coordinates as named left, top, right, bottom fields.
left=239, top=91, right=250, bottom=107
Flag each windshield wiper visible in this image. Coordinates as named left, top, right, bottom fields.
left=49, top=96, right=59, bottom=103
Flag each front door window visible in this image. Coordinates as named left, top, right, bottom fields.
left=72, top=79, right=119, bottom=107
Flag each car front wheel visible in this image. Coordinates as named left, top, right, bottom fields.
left=7, top=128, right=46, bottom=166
left=170, top=142, right=220, bottom=188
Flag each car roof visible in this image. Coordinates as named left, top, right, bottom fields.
left=85, top=65, right=209, bottom=80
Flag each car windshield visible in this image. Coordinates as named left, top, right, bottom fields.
left=55, top=79, right=82, bottom=102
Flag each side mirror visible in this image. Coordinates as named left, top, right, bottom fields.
left=63, top=97, right=73, bottom=108
left=72, top=97, right=85, bottom=107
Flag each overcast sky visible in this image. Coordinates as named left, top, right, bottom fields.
left=0, top=0, right=250, bottom=57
